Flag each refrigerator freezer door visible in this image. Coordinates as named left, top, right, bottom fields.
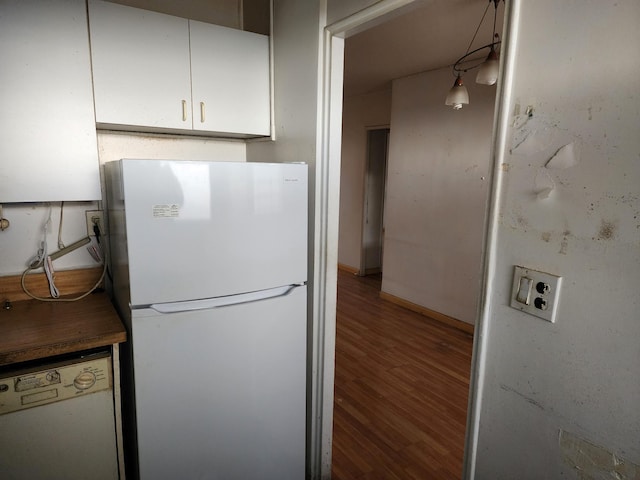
left=113, top=160, right=307, bottom=306
left=131, top=285, right=306, bottom=480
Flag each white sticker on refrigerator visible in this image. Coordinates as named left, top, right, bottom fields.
left=152, top=204, right=179, bottom=218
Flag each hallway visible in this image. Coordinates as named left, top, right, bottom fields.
left=331, top=269, right=474, bottom=479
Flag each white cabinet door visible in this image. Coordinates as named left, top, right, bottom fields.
left=88, top=0, right=192, bottom=131
left=190, top=21, right=271, bottom=136
left=0, top=0, right=100, bottom=202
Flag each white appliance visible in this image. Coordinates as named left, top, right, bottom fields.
left=0, top=350, right=119, bottom=480
left=105, top=159, right=307, bottom=480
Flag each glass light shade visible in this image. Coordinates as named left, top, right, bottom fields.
left=445, top=75, right=469, bottom=110
left=476, top=47, right=499, bottom=85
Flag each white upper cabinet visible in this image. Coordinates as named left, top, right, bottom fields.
left=88, top=0, right=271, bottom=138
left=190, top=21, right=270, bottom=137
left=88, top=0, right=192, bottom=131
left=0, top=0, right=101, bottom=203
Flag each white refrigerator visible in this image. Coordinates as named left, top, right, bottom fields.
left=105, top=159, right=307, bottom=480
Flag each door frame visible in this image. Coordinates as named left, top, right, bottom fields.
left=313, top=0, right=519, bottom=478
left=359, top=126, right=390, bottom=276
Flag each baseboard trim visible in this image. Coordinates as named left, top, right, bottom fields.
left=379, top=291, right=475, bottom=335
left=337, top=263, right=360, bottom=275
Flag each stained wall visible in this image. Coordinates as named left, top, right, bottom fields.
left=472, top=0, right=640, bottom=476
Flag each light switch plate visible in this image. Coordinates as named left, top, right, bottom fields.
left=510, top=265, right=562, bottom=323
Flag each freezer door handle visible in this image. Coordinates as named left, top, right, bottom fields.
left=148, top=284, right=304, bottom=314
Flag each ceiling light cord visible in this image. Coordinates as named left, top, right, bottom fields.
left=458, top=0, right=492, bottom=75
left=452, top=40, right=502, bottom=75
left=492, top=0, right=498, bottom=46
left=445, top=0, right=503, bottom=109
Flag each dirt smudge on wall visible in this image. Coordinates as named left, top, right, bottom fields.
left=559, top=230, right=571, bottom=255
left=598, top=220, right=617, bottom=240
left=559, top=430, right=640, bottom=479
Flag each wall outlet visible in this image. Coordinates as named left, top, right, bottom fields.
left=85, top=210, right=104, bottom=237
left=510, top=265, right=562, bottom=323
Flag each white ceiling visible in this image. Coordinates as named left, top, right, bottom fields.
left=343, top=0, right=505, bottom=96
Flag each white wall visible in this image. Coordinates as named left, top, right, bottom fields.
left=471, top=0, right=640, bottom=477
left=338, top=88, right=391, bottom=269
left=246, top=1, right=321, bottom=167
left=97, top=131, right=245, bottom=165
left=380, top=67, right=495, bottom=325
left=107, top=0, right=242, bottom=28
left=0, top=133, right=245, bottom=277
left=327, top=0, right=378, bottom=24
left=0, top=202, right=98, bottom=275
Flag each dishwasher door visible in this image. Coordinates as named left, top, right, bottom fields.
left=0, top=350, right=119, bottom=480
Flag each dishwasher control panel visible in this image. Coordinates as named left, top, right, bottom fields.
left=0, top=352, right=112, bottom=415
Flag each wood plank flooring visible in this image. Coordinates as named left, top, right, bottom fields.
left=331, top=270, right=474, bottom=479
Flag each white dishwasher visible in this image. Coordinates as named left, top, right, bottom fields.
left=0, top=349, right=119, bottom=480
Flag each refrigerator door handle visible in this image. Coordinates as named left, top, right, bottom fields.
left=148, top=284, right=304, bottom=314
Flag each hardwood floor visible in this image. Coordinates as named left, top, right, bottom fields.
left=331, top=270, right=474, bottom=479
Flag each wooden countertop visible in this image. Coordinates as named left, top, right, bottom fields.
left=0, top=293, right=127, bottom=367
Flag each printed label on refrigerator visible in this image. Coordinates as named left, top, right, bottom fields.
left=152, top=204, right=179, bottom=218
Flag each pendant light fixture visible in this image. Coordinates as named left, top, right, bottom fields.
left=445, top=0, right=502, bottom=109
left=445, top=75, right=469, bottom=110
left=476, top=44, right=499, bottom=85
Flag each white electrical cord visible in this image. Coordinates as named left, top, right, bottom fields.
left=57, top=201, right=65, bottom=249
left=21, top=205, right=106, bottom=302
left=20, top=260, right=107, bottom=302
left=38, top=206, right=61, bottom=298
left=44, top=255, right=60, bottom=298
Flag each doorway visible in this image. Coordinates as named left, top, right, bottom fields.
left=322, top=0, right=509, bottom=478
left=360, top=127, right=389, bottom=276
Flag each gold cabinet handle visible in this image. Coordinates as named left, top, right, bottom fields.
left=200, top=102, right=205, bottom=123
left=182, top=100, right=187, bottom=122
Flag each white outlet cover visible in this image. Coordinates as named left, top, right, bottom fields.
left=85, top=210, right=104, bottom=237
left=510, top=265, right=562, bottom=323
